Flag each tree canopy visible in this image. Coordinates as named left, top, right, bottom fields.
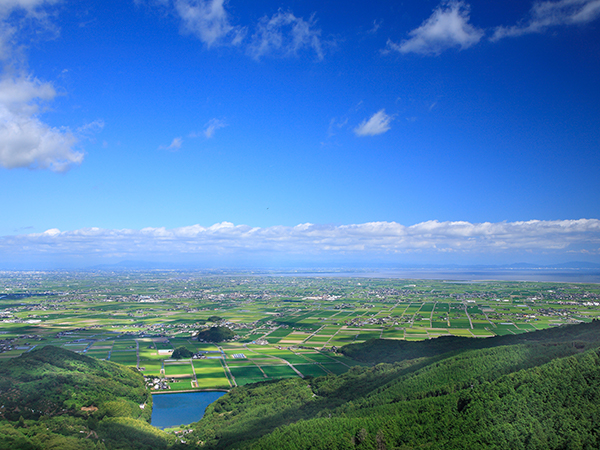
left=197, top=326, right=235, bottom=342
left=4, top=322, right=600, bottom=449
left=171, top=346, right=194, bottom=359
left=0, top=346, right=174, bottom=449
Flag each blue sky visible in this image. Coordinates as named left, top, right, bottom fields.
left=1, top=0, right=599, bottom=268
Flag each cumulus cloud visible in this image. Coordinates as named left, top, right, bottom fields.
left=203, top=118, right=226, bottom=138
left=492, top=0, right=600, bottom=40
left=0, top=75, right=83, bottom=172
left=387, top=1, right=483, bottom=55
left=247, top=10, right=324, bottom=60
left=173, top=0, right=244, bottom=47
left=2, top=219, right=599, bottom=265
left=0, top=0, right=95, bottom=172
left=354, top=109, right=393, bottom=137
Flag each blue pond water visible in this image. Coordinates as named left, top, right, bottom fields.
left=151, top=391, right=226, bottom=429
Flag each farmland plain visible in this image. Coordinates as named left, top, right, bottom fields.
left=1, top=270, right=599, bottom=391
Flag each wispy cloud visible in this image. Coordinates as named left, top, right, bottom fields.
left=386, top=1, right=483, bottom=55
left=77, top=119, right=104, bottom=140
left=386, top=0, right=600, bottom=54
left=367, top=19, right=382, bottom=35
left=0, top=0, right=61, bottom=59
left=147, top=1, right=327, bottom=60
left=203, top=118, right=226, bottom=138
left=3, top=219, right=598, bottom=265
left=173, top=0, right=244, bottom=47
left=327, top=116, right=348, bottom=138
left=159, top=136, right=183, bottom=151
left=354, top=109, right=393, bottom=137
left=492, top=0, right=600, bottom=40
left=247, top=10, right=324, bottom=60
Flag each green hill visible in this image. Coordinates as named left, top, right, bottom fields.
left=340, top=319, right=600, bottom=364
left=0, top=346, right=173, bottom=449
left=3, top=322, right=600, bottom=449
left=172, top=346, right=194, bottom=359
left=197, top=326, right=235, bottom=342
left=187, top=320, right=600, bottom=449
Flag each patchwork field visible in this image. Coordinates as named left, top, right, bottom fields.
left=1, top=271, right=599, bottom=390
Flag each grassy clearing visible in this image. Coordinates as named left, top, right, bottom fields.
left=261, top=365, right=299, bottom=379
left=229, top=366, right=265, bottom=380
left=169, top=379, right=196, bottom=390
left=296, top=364, right=328, bottom=377
left=164, top=363, right=194, bottom=377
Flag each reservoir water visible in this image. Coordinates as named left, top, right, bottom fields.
left=151, top=391, right=226, bottom=429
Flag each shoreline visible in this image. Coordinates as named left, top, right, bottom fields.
left=151, top=388, right=230, bottom=395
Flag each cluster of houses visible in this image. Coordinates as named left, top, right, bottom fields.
left=0, top=334, right=41, bottom=354
left=346, top=315, right=395, bottom=327
left=0, top=337, right=16, bottom=354
left=144, top=376, right=175, bottom=390
left=55, top=328, right=88, bottom=338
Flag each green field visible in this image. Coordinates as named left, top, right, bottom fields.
left=1, top=271, right=599, bottom=391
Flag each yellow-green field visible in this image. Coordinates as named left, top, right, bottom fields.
left=1, top=271, right=599, bottom=390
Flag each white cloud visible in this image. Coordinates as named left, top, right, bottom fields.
left=149, top=2, right=326, bottom=60
left=203, top=118, right=226, bottom=138
left=77, top=119, right=105, bottom=139
left=0, top=75, right=55, bottom=113
left=492, top=0, right=600, bottom=40
left=327, top=116, right=348, bottom=138
left=159, top=136, right=183, bottom=150
left=3, top=219, right=599, bottom=264
left=173, top=0, right=243, bottom=47
left=0, top=1, right=94, bottom=172
left=388, top=1, right=483, bottom=55
left=0, top=0, right=60, bottom=59
left=367, top=19, right=382, bottom=35
left=247, top=10, right=324, bottom=60
left=0, top=0, right=58, bottom=12
left=354, top=109, right=393, bottom=137
left=0, top=75, right=83, bottom=172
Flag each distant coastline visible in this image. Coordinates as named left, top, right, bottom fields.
left=269, top=268, right=600, bottom=283
left=2, top=264, right=599, bottom=283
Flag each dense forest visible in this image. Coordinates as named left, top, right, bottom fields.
left=196, top=326, right=235, bottom=342
left=0, top=346, right=173, bottom=449
left=2, top=322, right=600, bottom=449
left=171, top=347, right=194, bottom=359
left=189, top=320, right=600, bottom=449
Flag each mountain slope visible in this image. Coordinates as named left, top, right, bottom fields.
left=189, top=321, right=600, bottom=449
left=0, top=346, right=173, bottom=449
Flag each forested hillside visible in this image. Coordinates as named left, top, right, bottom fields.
left=0, top=346, right=173, bottom=449
left=340, top=319, right=600, bottom=364
left=188, top=320, right=600, bottom=449
left=197, top=326, right=235, bottom=342
left=2, top=322, right=600, bottom=449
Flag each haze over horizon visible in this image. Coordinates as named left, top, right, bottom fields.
left=1, top=0, right=599, bottom=269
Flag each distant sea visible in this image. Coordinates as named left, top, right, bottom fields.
left=272, top=269, right=600, bottom=283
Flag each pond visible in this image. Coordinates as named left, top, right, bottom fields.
left=151, top=391, right=227, bottom=429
